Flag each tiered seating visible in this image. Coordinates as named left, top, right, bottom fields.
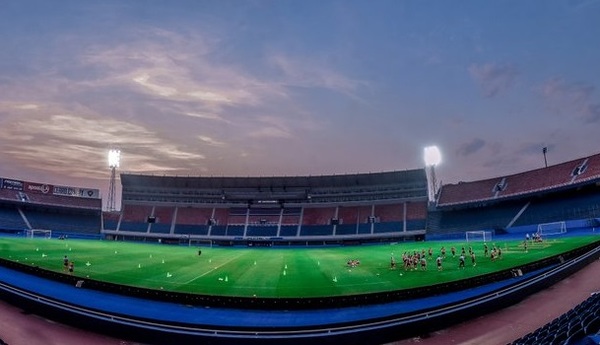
left=102, top=211, right=121, bottom=230
left=209, top=225, right=227, bottom=236
left=227, top=207, right=247, bottom=225
left=149, top=206, right=174, bottom=234
left=335, top=223, right=358, bottom=235
left=432, top=203, right=523, bottom=234
left=512, top=293, right=600, bottom=345
left=337, top=206, right=360, bottom=224
left=501, top=159, right=581, bottom=198
left=300, top=206, right=335, bottom=237
left=212, top=208, right=229, bottom=226
left=439, top=154, right=600, bottom=207
left=279, top=225, right=299, bottom=237
left=0, top=205, right=27, bottom=230
left=246, top=225, right=278, bottom=237
left=357, top=223, right=372, bottom=234
left=374, top=203, right=403, bottom=222
left=373, top=203, right=403, bottom=233
left=575, top=153, right=600, bottom=183
left=281, top=207, right=301, bottom=225
left=437, top=178, right=503, bottom=206
left=24, top=209, right=100, bottom=233
left=301, top=207, right=336, bottom=225
left=173, top=207, right=212, bottom=235
left=208, top=208, right=228, bottom=237
left=513, top=189, right=600, bottom=227
left=299, top=225, right=334, bottom=236
left=406, top=201, right=427, bottom=230
left=119, top=204, right=152, bottom=232
left=225, top=225, right=245, bottom=237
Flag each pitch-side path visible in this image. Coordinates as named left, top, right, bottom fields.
left=0, top=258, right=598, bottom=345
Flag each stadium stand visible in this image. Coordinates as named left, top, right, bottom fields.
left=148, top=206, right=175, bottom=234
left=301, top=206, right=336, bottom=225
left=173, top=207, right=212, bottom=235
left=433, top=153, right=600, bottom=238
left=0, top=205, right=28, bottom=231
left=438, top=153, right=600, bottom=207
left=511, top=292, right=600, bottom=345
left=119, top=204, right=152, bottom=232
left=23, top=208, right=100, bottom=234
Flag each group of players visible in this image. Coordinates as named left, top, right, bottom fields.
left=386, top=242, right=506, bottom=272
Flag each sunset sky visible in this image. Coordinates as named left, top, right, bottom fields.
left=1, top=1, right=599, bottom=209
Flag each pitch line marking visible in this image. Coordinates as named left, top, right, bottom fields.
left=183, top=252, right=247, bottom=285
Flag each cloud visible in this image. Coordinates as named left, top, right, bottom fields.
left=198, top=135, right=227, bottom=147
left=14, top=104, right=40, bottom=110
left=583, top=104, right=600, bottom=123
left=538, top=78, right=600, bottom=123
left=268, top=54, right=367, bottom=100
left=0, top=112, right=205, bottom=180
left=456, top=138, right=486, bottom=156
left=468, top=63, right=518, bottom=98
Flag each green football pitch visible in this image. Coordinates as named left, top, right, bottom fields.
left=0, top=235, right=597, bottom=298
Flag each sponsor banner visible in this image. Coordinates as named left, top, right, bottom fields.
left=25, top=182, right=52, bottom=194
left=2, top=179, right=24, bottom=191
left=53, top=185, right=100, bottom=199
left=78, top=188, right=100, bottom=198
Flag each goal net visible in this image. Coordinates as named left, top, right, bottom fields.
left=537, top=221, right=567, bottom=236
left=188, top=238, right=213, bottom=247
left=25, top=229, right=52, bottom=239
left=465, top=230, right=493, bottom=242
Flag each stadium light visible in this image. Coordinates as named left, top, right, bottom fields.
left=108, top=149, right=121, bottom=168
left=423, top=146, right=442, bottom=202
left=424, top=146, right=442, bottom=167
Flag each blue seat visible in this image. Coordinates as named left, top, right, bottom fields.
left=583, top=317, right=600, bottom=335
left=564, top=328, right=585, bottom=345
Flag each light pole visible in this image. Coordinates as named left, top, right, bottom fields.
left=107, top=149, right=121, bottom=212
left=542, top=147, right=548, bottom=168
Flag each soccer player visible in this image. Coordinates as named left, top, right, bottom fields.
left=471, top=252, right=476, bottom=267
left=63, top=255, right=69, bottom=272
left=484, top=243, right=489, bottom=257
left=436, top=255, right=443, bottom=271
left=451, top=246, right=456, bottom=257
left=68, top=262, right=74, bottom=275
left=420, top=257, right=427, bottom=271
left=458, top=254, right=465, bottom=269
left=390, top=256, right=397, bottom=269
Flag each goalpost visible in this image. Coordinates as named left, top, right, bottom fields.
left=188, top=238, right=213, bottom=247
left=537, top=221, right=567, bottom=236
left=25, top=229, right=52, bottom=239
left=465, top=230, right=493, bottom=243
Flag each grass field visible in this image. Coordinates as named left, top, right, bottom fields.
left=0, top=235, right=597, bottom=298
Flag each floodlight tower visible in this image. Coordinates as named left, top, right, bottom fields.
left=107, top=149, right=121, bottom=212
left=424, top=146, right=442, bottom=203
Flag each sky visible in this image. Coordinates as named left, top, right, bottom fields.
left=1, top=0, right=599, bottom=210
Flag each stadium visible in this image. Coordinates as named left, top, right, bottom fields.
left=0, top=150, right=599, bottom=345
